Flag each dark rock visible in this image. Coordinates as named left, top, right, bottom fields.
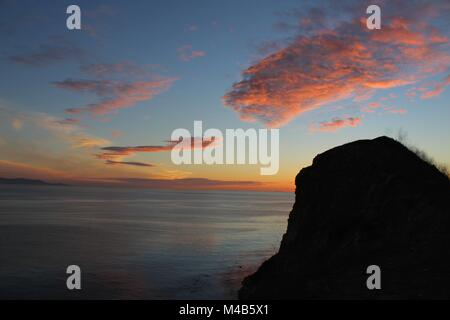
left=239, top=136, right=450, bottom=299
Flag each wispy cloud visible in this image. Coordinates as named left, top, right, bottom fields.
left=177, top=45, right=206, bottom=61
left=422, top=74, right=450, bottom=99
left=224, top=1, right=449, bottom=127
left=105, top=160, right=154, bottom=167
left=72, top=136, right=110, bottom=148
left=54, top=118, right=80, bottom=125
left=8, top=38, right=86, bottom=66
left=37, top=113, right=110, bottom=148
left=55, top=77, right=176, bottom=116
left=80, top=61, right=158, bottom=78
left=97, top=137, right=216, bottom=160
left=0, top=160, right=68, bottom=181
left=385, top=106, right=407, bottom=114
left=311, top=117, right=361, bottom=133
left=1, top=107, right=110, bottom=149
left=361, top=102, right=381, bottom=113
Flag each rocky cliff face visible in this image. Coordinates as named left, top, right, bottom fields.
left=240, top=136, right=450, bottom=299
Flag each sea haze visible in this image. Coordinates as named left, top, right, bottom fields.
left=0, top=185, right=293, bottom=299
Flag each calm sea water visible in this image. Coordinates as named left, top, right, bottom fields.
left=0, top=185, right=293, bottom=299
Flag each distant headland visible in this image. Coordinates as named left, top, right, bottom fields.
left=0, top=178, right=67, bottom=187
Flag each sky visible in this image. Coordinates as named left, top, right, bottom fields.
left=0, top=0, right=449, bottom=192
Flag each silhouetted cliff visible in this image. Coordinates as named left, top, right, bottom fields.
left=240, top=136, right=450, bottom=299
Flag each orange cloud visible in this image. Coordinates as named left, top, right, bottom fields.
left=97, top=137, right=216, bottom=163
left=312, top=117, right=361, bottom=133
left=364, top=79, right=415, bottom=89
left=362, top=102, right=381, bottom=113
left=72, top=136, right=110, bottom=148
left=370, top=17, right=428, bottom=46
left=224, top=3, right=449, bottom=127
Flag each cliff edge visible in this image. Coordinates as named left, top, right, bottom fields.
left=240, top=136, right=450, bottom=299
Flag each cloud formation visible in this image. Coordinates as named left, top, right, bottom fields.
left=422, top=74, right=450, bottom=99
left=1, top=107, right=110, bottom=149
left=9, top=39, right=86, bottom=66
left=72, top=136, right=110, bottom=148
left=80, top=62, right=157, bottom=78
left=55, top=78, right=176, bottom=115
left=105, top=160, right=154, bottom=167
left=224, top=1, right=450, bottom=127
left=98, top=137, right=216, bottom=160
left=385, top=106, right=407, bottom=114
left=54, top=118, right=80, bottom=125
left=312, top=117, right=361, bottom=132
left=0, top=160, right=67, bottom=181
left=361, top=102, right=381, bottom=113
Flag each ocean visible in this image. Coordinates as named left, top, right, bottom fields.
left=0, top=185, right=293, bottom=299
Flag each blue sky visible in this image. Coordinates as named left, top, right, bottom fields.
left=0, top=0, right=449, bottom=191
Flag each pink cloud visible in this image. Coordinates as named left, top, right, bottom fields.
left=362, top=102, right=381, bottom=113
left=312, top=117, right=361, bottom=133
left=421, top=74, right=450, bottom=99
left=223, top=2, right=449, bottom=127
left=384, top=106, right=407, bottom=114
left=388, top=108, right=407, bottom=114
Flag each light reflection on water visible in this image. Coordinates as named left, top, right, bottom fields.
left=0, top=186, right=293, bottom=299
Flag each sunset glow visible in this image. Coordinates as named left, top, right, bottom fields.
left=1, top=0, right=449, bottom=192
